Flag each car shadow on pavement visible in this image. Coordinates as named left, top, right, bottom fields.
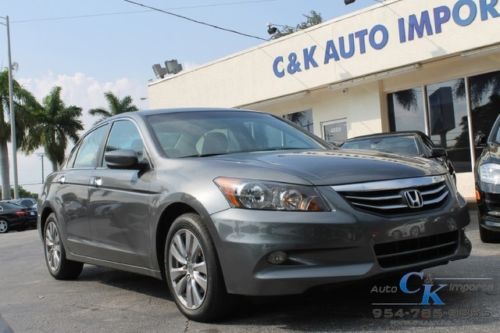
left=220, top=267, right=500, bottom=332
left=74, top=253, right=499, bottom=332
left=78, top=265, right=174, bottom=302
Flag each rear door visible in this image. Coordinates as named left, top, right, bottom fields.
left=87, top=119, right=154, bottom=267
left=56, top=124, right=109, bottom=256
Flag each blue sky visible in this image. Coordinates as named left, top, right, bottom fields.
left=1, top=0, right=375, bottom=82
left=0, top=0, right=376, bottom=191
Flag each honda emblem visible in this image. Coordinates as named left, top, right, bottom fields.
left=403, top=189, right=424, bottom=209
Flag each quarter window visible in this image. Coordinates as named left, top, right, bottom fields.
left=73, top=125, right=109, bottom=169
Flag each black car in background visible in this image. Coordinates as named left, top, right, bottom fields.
left=475, top=115, right=500, bottom=243
left=342, top=131, right=456, bottom=181
left=9, top=198, right=38, bottom=227
left=0, top=202, right=29, bottom=233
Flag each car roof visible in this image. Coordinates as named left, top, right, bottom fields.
left=345, top=131, right=425, bottom=142
left=105, top=108, right=262, bottom=123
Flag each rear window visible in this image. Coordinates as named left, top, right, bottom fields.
left=343, top=135, right=420, bottom=156
left=0, top=202, right=23, bottom=210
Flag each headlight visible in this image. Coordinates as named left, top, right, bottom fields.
left=480, top=163, right=500, bottom=185
left=214, top=177, right=330, bottom=211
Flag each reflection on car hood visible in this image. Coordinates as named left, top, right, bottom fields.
left=209, top=149, right=446, bottom=186
left=481, top=144, right=500, bottom=164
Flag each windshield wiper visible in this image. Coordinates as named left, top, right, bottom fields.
left=180, top=153, right=229, bottom=158
left=178, top=147, right=315, bottom=158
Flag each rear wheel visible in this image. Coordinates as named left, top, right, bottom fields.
left=0, top=219, right=8, bottom=233
left=480, top=226, right=500, bottom=243
left=164, top=213, right=235, bottom=322
left=44, top=213, right=83, bottom=279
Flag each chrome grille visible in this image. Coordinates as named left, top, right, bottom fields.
left=333, top=176, right=450, bottom=215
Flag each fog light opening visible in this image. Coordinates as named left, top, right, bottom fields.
left=268, top=251, right=288, bottom=265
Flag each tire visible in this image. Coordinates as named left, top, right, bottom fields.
left=164, top=213, right=235, bottom=322
left=43, top=213, right=84, bottom=280
left=0, top=219, right=8, bottom=233
left=480, top=226, right=500, bottom=243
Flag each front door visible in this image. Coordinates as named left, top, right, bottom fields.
left=88, top=120, right=154, bottom=267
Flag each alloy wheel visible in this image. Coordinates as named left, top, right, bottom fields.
left=45, top=222, right=62, bottom=272
left=0, top=220, right=7, bottom=233
left=168, top=229, right=208, bottom=310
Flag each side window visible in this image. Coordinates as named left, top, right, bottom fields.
left=65, top=146, right=78, bottom=169
left=73, top=125, right=109, bottom=169
left=105, top=121, right=145, bottom=162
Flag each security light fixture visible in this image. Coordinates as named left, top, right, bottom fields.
left=345, top=0, right=356, bottom=4
left=152, top=64, right=167, bottom=79
left=165, top=59, right=183, bottom=75
left=152, top=59, right=183, bottom=79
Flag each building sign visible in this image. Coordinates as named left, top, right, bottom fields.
left=273, top=0, right=499, bottom=78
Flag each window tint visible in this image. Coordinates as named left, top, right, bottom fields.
left=427, top=79, right=471, bottom=172
left=470, top=71, right=500, bottom=151
left=105, top=121, right=145, bottom=161
left=73, top=125, right=109, bottom=168
left=0, top=202, right=23, bottom=210
left=20, top=200, right=34, bottom=208
left=388, top=88, right=426, bottom=133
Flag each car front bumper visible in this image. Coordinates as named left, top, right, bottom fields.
left=477, top=190, right=500, bottom=232
left=210, top=191, right=471, bottom=296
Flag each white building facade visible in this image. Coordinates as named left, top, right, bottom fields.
left=148, top=0, right=500, bottom=199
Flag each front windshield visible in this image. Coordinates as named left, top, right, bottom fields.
left=342, top=135, right=420, bottom=156
left=147, top=111, right=327, bottom=158
left=489, top=115, right=500, bottom=144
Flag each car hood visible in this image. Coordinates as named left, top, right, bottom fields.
left=206, top=149, right=446, bottom=186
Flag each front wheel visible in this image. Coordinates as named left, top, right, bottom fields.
left=165, top=213, right=235, bottom=322
left=43, top=213, right=84, bottom=279
left=0, top=219, right=9, bottom=233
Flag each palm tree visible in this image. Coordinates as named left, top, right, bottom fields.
left=0, top=70, right=40, bottom=200
left=88, top=91, right=138, bottom=120
left=24, top=86, right=84, bottom=171
left=273, top=10, right=323, bottom=39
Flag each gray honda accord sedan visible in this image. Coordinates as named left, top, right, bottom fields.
left=38, top=108, right=471, bottom=321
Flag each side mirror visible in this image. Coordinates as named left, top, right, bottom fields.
left=474, top=133, right=487, bottom=147
left=430, top=147, right=447, bottom=158
left=105, top=150, right=141, bottom=169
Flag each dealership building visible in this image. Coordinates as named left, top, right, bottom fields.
left=148, top=0, right=500, bottom=199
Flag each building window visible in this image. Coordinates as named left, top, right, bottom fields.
left=469, top=70, right=500, bottom=160
left=388, top=87, right=426, bottom=133
left=322, top=118, right=348, bottom=146
left=427, top=79, right=471, bottom=172
left=284, top=110, right=314, bottom=133
left=387, top=70, right=500, bottom=173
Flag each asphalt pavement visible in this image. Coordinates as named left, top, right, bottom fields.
left=1, top=211, right=499, bottom=333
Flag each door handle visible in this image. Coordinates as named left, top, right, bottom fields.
left=58, top=175, right=66, bottom=184
left=94, top=177, right=103, bottom=187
